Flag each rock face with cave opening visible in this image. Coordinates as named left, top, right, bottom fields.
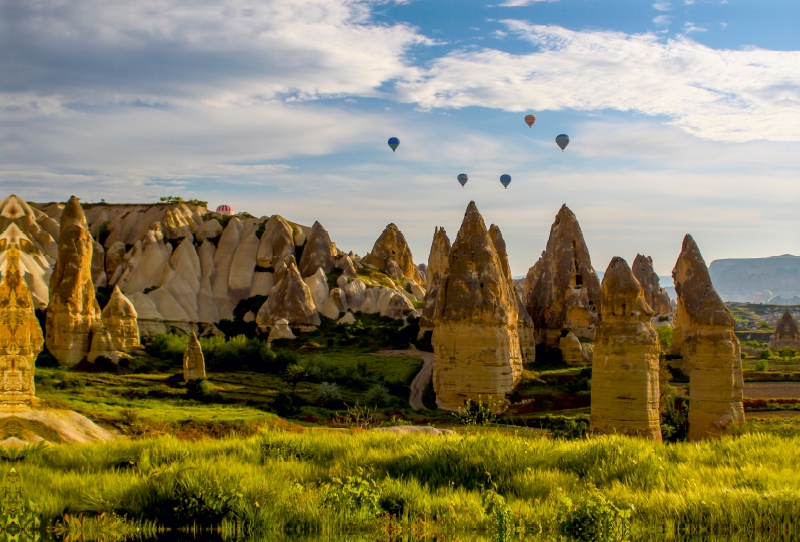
left=524, top=205, right=600, bottom=353
left=431, top=202, right=522, bottom=411
left=672, top=234, right=744, bottom=441
left=591, top=257, right=662, bottom=441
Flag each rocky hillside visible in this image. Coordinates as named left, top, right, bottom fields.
left=709, top=255, right=800, bottom=302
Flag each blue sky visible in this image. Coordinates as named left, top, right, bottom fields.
left=3, top=0, right=799, bottom=276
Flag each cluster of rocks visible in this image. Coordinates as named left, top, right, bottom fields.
left=768, top=310, right=800, bottom=351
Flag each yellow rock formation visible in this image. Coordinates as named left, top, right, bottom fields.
left=362, top=223, right=423, bottom=285
left=768, top=310, right=800, bottom=350
left=183, top=332, right=206, bottom=381
left=673, top=235, right=744, bottom=441
left=591, top=257, right=662, bottom=441
left=102, top=286, right=140, bottom=350
left=432, top=202, right=522, bottom=411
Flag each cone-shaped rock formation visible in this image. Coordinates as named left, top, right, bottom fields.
left=768, top=310, right=800, bottom=350
left=432, top=202, right=522, bottom=411
left=298, top=221, right=336, bottom=278
left=591, top=257, right=662, bottom=441
left=672, top=234, right=744, bottom=440
left=0, top=245, right=43, bottom=407
left=419, top=227, right=451, bottom=332
left=256, top=260, right=321, bottom=327
left=362, top=223, right=423, bottom=285
left=525, top=205, right=600, bottom=350
left=101, top=286, right=140, bottom=351
left=632, top=254, right=672, bottom=317
left=45, top=197, right=113, bottom=367
left=183, top=332, right=206, bottom=381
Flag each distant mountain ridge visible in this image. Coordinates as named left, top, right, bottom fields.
left=709, top=254, right=800, bottom=302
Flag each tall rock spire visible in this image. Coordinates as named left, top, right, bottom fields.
left=419, top=226, right=451, bottom=333
left=432, top=202, right=522, bottom=410
left=673, top=234, right=744, bottom=440
left=591, top=257, right=661, bottom=441
left=632, top=254, right=672, bottom=317
left=361, top=223, right=423, bottom=285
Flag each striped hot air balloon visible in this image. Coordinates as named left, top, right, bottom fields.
left=216, top=204, right=234, bottom=215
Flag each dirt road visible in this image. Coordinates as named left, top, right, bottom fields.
left=674, top=382, right=800, bottom=399
left=371, top=347, right=435, bottom=410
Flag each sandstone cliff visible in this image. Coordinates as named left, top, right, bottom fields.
left=0, top=244, right=43, bottom=407
left=362, top=223, right=423, bottom=285
left=632, top=254, right=672, bottom=317
left=45, top=197, right=115, bottom=366
left=673, top=234, right=744, bottom=440
left=432, top=202, right=522, bottom=411
left=591, top=257, right=662, bottom=441
left=525, top=205, right=601, bottom=351
left=419, top=227, right=451, bottom=332
left=256, top=259, right=321, bottom=327
left=298, top=221, right=336, bottom=278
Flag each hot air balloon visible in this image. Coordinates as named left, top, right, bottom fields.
left=556, top=134, right=570, bottom=151
left=524, top=114, right=536, bottom=127
left=216, top=204, right=234, bottom=215
left=388, top=137, right=400, bottom=152
left=500, top=174, right=511, bottom=189
left=457, top=173, right=468, bottom=187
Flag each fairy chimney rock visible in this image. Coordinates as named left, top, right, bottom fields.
left=298, top=221, right=336, bottom=278
left=525, top=204, right=600, bottom=350
left=361, top=223, right=423, bottom=285
left=672, top=235, right=744, bottom=441
left=256, top=260, right=321, bottom=327
left=45, top=196, right=106, bottom=367
left=431, top=202, right=522, bottom=411
left=489, top=224, right=535, bottom=364
left=0, top=244, right=43, bottom=408
left=101, top=286, right=140, bottom=351
left=419, top=227, right=451, bottom=332
left=632, top=254, right=672, bottom=317
left=183, top=332, right=206, bottom=381
left=768, top=310, right=800, bottom=351
left=591, top=257, right=662, bottom=441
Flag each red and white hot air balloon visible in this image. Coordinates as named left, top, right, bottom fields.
left=216, top=204, right=234, bottom=215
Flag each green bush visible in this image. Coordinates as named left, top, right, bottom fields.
left=656, top=325, right=672, bottom=351
left=760, top=349, right=774, bottom=360
left=270, top=391, right=297, bottom=417
left=779, top=346, right=795, bottom=358
left=452, top=398, right=497, bottom=426
left=185, top=378, right=214, bottom=399
left=201, top=335, right=277, bottom=373
left=552, top=418, right=589, bottom=440
left=755, top=358, right=769, bottom=372
left=559, top=487, right=631, bottom=541
left=316, top=382, right=342, bottom=406
left=661, top=399, right=689, bottom=442
left=320, top=471, right=381, bottom=517
left=364, top=384, right=390, bottom=407
left=145, top=333, right=188, bottom=365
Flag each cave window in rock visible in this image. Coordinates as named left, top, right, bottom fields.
left=575, top=273, right=583, bottom=287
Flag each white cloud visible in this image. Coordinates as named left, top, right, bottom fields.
left=653, top=15, right=673, bottom=25
left=682, top=21, right=708, bottom=33
left=685, top=0, right=695, bottom=4
left=397, top=22, right=800, bottom=142
left=498, top=0, right=558, bottom=6
left=653, top=2, right=672, bottom=11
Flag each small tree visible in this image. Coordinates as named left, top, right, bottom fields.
left=316, top=382, right=342, bottom=406
left=365, top=384, right=389, bottom=407
left=779, top=346, right=795, bottom=359
left=283, top=364, right=307, bottom=392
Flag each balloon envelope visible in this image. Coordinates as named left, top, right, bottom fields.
left=457, top=173, right=468, bottom=187
left=216, top=204, right=233, bottom=215
left=500, top=174, right=511, bottom=189
left=388, top=137, right=400, bottom=152
left=556, top=134, right=570, bottom=151
left=524, top=114, right=536, bottom=127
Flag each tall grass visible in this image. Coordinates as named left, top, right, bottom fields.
left=7, top=427, right=800, bottom=537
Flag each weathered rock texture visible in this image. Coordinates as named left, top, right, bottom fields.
left=0, top=245, right=43, bottom=408
left=101, top=286, right=140, bottom=350
left=525, top=205, right=601, bottom=350
left=362, top=223, right=423, bottom=285
left=673, top=235, right=744, bottom=441
left=419, top=227, right=451, bottom=332
left=632, top=254, right=672, bottom=317
left=768, top=310, right=800, bottom=351
left=489, top=224, right=535, bottom=364
left=298, top=221, right=336, bottom=278
left=183, top=332, right=206, bottom=381
left=590, top=257, right=662, bottom=441
left=45, top=197, right=114, bottom=366
left=256, top=260, right=321, bottom=327
left=431, top=202, right=522, bottom=411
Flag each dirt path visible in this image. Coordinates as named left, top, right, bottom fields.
left=371, top=347, right=435, bottom=410
left=674, top=381, right=800, bottom=399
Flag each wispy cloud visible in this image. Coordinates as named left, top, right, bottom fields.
left=653, top=15, right=673, bottom=25
left=398, top=22, right=800, bottom=142
left=498, top=0, right=558, bottom=6
left=685, top=0, right=694, bottom=5
left=653, top=2, right=672, bottom=11
left=683, top=21, right=708, bottom=33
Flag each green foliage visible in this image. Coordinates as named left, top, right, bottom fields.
left=656, top=325, right=673, bottom=351
left=364, top=384, right=390, bottom=407
left=142, top=285, right=159, bottom=294
left=201, top=335, right=277, bottom=373
left=741, top=340, right=765, bottom=348
left=283, top=364, right=307, bottom=392
left=320, top=469, right=381, bottom=517
left=159, top=195, right=208, bottom=207
left=185, top=378, right=215, bottom=399
left=316, top=382, right=342, bottom=405
left=755, top=358, right=769, bottom=372
left=661, top=399, right=689, bottom=442
left=552, top=419, right=589, bottom=440
left=145, top=333, right=188, bottom=364
left=760, top=349, right=774, bottom=360
left=779, top=346, right=795, bottom=358
left=270, top=391, right=298, bottom=417
left=559, top=487, right=631, bottom=541
left=97, top=220, right=111, bottom=246
left=338, top=401, right=377, bottom=429
left=452, top=397, right=498, bottom=426
left=758, top=321, right=771, bottom=330
left=482, top=489, right=515, bottom=541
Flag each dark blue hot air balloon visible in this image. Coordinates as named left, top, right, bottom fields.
left=500, top=174, right=511, bottom=189
left=388, top=137, right=400, bottom=152
left=556, top=134, right=570, bottom=151
left=457, top=173, right=468, bottom=187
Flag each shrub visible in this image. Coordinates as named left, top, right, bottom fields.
left=200, top=335, right=276, bottom=373
left=559, top=487, right=631, bottom=541
left=338, top=402, right=376, bottom=429
left=316, top=382, right=342, bottom=406
left=656, top=325, right=673, bottom=351
left=760, top=349, right=774, bottom=360
left=552, top=418, right=589, bottom=440
left=755, top=358, right=769, bottom=372
left=452, top=397, right=498, bottom=426
left=364, top=384, right=390, bottom=407
left=282, top=364, right=306, bottom=392
left=270, top=391, right=297, bottom=417
left=661, top=400, right=689, bottom=442
left=483, top=489, right=515, bottom=540
left=145, top=333, right=188, bottom=365
left=320, top=470, right=381, bottom=517
left=185, top=378, right=214, bottom=399
left=779, top=346, right=795, bottom=358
